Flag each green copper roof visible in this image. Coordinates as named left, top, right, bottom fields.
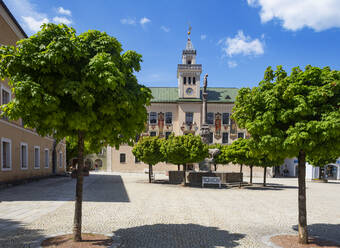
left=149, top=87, right=239, bottom=103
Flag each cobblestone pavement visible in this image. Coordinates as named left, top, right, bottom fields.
left=0, top=172, right=339, bottom=248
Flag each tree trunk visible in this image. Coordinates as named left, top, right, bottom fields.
left=149, top=164, right=153, bottom=183
left=263, top=166, right=267, bottom=186
left=183, top=164, right=187, bottom=186
left=250, top=165, right=253, bottom=185
left=239, top=164, right=243, bottom=188
left=73, top=131, right=85, bottom=242
left=298, top=149, right=308, bottom=244
left=214, top=163, right=217, bottom=171
left=178, top=164, right=180, bottom=171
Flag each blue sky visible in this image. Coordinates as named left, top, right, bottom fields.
left=4, top=0, right=340, bottom=88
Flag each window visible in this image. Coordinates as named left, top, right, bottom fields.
left=222, top=113, right=230, bottom=125
left=185, top=112, right=193, bottom=125
left=165, top=132, right=172, bottom=139
left=59, top=152, right=63, bottom=168
left=150, top=131, right=156, bottom=137
left=207, top=112, right=214, bottom=125
left=135, top=156, right=140, bottom=163
left=20, top=143, right=28, bottom=169
left=187, top=60, right=191, bottom=64
left=44, top=149, right=49, bottom=168
left=222, top=133, right=229, bottom=144
left=149, top=112, right=157, bottom=124
left=1, top=138, right=12, bottom=170
left=1, top=87, right=11, bottom=120
left=208, top=132, right=213, bottom=144
left=193, top=77, right=196, bottom=85
left=188, top=77, right=191, bottom=84
left=34, top=146, right=40, bottom=169
left=165, top=112, right=172, bottom=124
left=238, top=133, right=245, bottom=139
left=120, top=153, right=126, bottom=163
left=183, top=77, right=186, bottom=84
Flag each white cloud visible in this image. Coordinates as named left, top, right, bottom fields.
left=161, top=26, right=170, bottom=32
left=22, top=16, right=49, bottom=32
left=247, top=0, right=340, bottom=31
left=228, top=60, right=238, bottom=68
left=200, top=34, right=207, bottom=40
left=53, top=16, right=72, bottom=25
left=120, top=17, right=136, bottom=25
left=7, top=0, right=49, bottom=32
left=220, top=30, right=264, bottom=57
left=57, top=7, right=71, bottom=16
left=140, top=17, right=151, bottom=26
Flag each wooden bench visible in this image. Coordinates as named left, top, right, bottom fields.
left=202, top=176, right=221, bottom=188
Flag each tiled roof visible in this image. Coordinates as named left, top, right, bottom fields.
left=149, top=87, right=239, bottom=103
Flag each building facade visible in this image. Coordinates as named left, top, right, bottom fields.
left=91, top=35, right=262, bottom=175
left=0, top=1, right=66, bottom=184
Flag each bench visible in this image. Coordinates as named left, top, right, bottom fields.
left=202, top=176, right=221, bottom=188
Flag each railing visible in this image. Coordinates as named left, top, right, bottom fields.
left=177, top=64, right=202, bottom=70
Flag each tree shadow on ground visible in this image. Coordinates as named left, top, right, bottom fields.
left=243, top=183, right=298, bottom=191
left=0, top=174, right=129, bottom=202
left=0, top=218, right=45, bottom=247
left=292, top=223, right=340, bottom=245
left=114, top=223, right=245, bottom=248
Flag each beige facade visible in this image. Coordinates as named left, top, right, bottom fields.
left=0, top=1, right=66, bottom=183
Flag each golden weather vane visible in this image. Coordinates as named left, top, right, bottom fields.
left=188, top=23, right=192, bottom=36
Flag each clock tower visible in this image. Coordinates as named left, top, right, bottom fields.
left=177, top=27, right=202, bottom=99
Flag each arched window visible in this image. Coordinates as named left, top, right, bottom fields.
left=188, top=77, right=191, bottom=84
left=183, top=77, right=186, bottom=84
left=193, top=77, right=196, bottom=85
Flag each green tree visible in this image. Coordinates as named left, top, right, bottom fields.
left=161, top=134, right=208, bottom=185
left=132, top=136, right=165, bottom=183
left=232, top=65, right=340, bottom=244
left=0, top=24, right=152, bottom=241
left=209, top=143, right=229, bottom=171
left=221, top=138, right=250, bottom=187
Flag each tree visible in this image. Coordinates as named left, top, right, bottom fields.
left=0, top=24, right=152, bottom=241
left=254, top=154, right=284, bottom=186
left=232, top=65, right=340, bottom=244
left=209, top=143, right=229, bottom=171
left=161, top=134, right=208, bottom=185
left=132, top=136, right=165, bottom=183
left=221, top=138, right=250, bottom=187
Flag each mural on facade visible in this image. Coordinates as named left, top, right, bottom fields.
left=158, top=112, right=164, bottom=137
left=215, top=112, right=221, bottom=139
left=230, top=119, right=237, bottom=140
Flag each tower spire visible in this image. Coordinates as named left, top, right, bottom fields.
left=187, top=24, right=192, bottom=40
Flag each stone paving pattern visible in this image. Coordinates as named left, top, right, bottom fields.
left=0, top=172, right=339, bottom=248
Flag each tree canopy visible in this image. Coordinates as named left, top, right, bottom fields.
left=209, top=143, right=229, bottom=166
left=232, top=65, right=340, bottom=160
left=221, top=138, right=250, bottom=166
left=0, top=23, right=152, bottom=149
left=132, top=136, right=165, bottom=166
left=161, top=134, right=208, bottom=166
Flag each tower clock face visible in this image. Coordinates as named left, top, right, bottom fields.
left=186, top=87, right=194, bottom=95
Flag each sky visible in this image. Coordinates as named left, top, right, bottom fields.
left=4, top=0, right=340, bottom=88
